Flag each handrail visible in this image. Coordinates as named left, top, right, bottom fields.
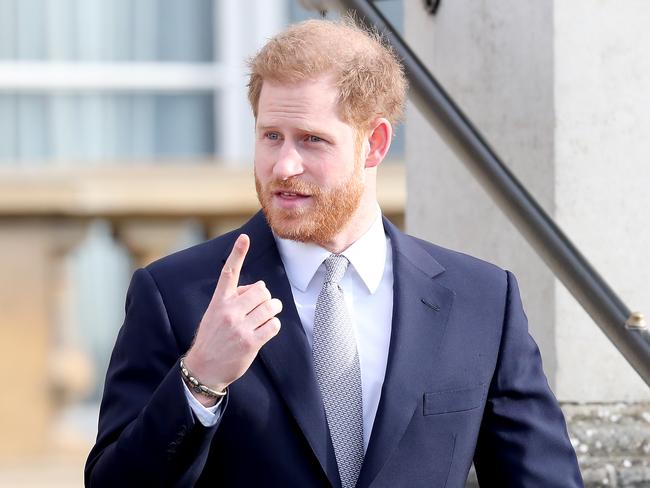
left=333, top=0, right=650, bottom=385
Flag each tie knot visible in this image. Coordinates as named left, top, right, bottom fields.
left=323, top=254, right=349, bottom=285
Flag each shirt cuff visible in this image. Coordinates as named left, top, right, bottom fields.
left=182, top=379, right=224, bottom=427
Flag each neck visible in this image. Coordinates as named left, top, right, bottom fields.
left=320, top=195, right=379, bottom=254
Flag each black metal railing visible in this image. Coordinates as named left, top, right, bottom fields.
left=334, top=0, right=650, bottom=385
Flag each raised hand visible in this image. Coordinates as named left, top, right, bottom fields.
left=183, top=234, right=282, bottom=406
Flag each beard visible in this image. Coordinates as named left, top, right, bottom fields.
left=255, top=162, right=364, bottom=246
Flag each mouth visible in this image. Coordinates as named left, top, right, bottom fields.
left=272, top=189, right=313, bottom=209
left=275, top=191, right=310, bottom=199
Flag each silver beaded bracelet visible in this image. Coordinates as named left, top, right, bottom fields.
left=179, top=357, right=227, bottom=399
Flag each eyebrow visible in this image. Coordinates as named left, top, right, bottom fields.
left=256, top=124, right=335, bottom=140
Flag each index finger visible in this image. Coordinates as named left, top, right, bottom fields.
left=214, top=234, right=250, bottom=299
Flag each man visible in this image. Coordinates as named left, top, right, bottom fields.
left=86, top=19, right=583, bottom=487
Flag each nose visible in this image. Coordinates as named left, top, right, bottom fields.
left=273, top=142, right=304, bottom=180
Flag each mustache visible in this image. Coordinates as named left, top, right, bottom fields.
left=267, top=179, right=321, bottom=196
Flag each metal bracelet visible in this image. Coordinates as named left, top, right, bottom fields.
left=179, top=356, right=227, bottom=399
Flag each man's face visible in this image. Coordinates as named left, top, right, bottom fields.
left=254, top=75, right=365, bottom=245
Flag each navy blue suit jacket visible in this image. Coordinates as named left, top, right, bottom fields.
left=85, top=212, right=582, bottom=487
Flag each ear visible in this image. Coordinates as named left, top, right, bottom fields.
left=363, top=118, right=393, bottom=169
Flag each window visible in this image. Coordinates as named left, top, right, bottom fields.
left=0, top=0, right=290, bottom=166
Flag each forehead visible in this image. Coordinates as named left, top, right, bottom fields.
left=256, top=76, right=346, bottom=128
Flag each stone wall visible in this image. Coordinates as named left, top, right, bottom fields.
left=404, top=1, right=650, bottom=484
left=566, top=403, right=650, bottom=487
left=465, top=403, right=650, bottom=486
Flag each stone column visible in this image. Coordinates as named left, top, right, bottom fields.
left=404, top=1, right=650, bottom=484
left=116, top=219, right=203, bottom=269
left=0, top=220, right=87, bottom=457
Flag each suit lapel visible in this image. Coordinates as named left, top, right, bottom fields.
left=232, top=213, right=340, bottom=487
left=357, top=219, right=455, bottom=488
left=229, top=214, right=453, bottom=487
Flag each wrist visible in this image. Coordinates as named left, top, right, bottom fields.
left=179, top=356, right=228, bottom=404
left=183, top=351, right=229, bottom=392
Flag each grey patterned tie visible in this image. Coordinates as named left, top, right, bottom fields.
left=313, top=254, right=364, bottom=488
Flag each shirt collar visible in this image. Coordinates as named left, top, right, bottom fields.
left=274, top=208, right=387, bottom=294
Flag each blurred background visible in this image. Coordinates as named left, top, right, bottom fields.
left=1, top=1, right=649, bottom=487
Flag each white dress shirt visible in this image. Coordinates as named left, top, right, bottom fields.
left=275, top=209, right=393, bottom=449
left=186, top=209, right=394, bottom=450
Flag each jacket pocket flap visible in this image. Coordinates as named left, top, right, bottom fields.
left=424, top=384, right=485, bottom=416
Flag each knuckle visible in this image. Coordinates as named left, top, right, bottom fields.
left=248, top=304, right=263, bottom=321
left=253, top=281, right=270, bottom=300
left=261, top=319, right=280, bottom=342
left=260, top=287, right=272, bottom=301
left=240, top=334, right=256, bottom=351
left=263, top=300, right=280, bottom=317
left=221, top=310, right=238, bottom=327
left=271, top=318, right=281, bottom=333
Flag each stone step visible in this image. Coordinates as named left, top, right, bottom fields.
left=565, top=403, right=650, bottom=487
left=465, top=403, right=650, bottom=487
left=564, top=403, right=650, bottom=458
left=579, top=458, right=650, bottom=487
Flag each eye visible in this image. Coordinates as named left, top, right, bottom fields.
left=306, top=135, right=323, bottom=143
left=265, top=132, right=280, bottom=141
